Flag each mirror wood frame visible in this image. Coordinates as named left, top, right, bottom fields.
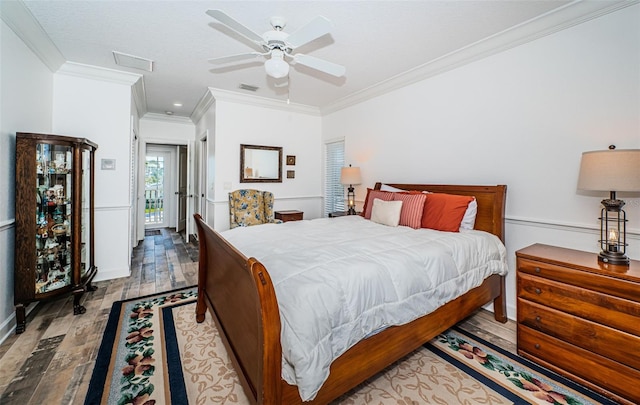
left=240, top=144, right=283, bottom=183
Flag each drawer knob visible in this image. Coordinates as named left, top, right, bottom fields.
left=535, top=288, right=542, bottom=294
left=535, top=316, right=541, bottom=322
left=535, top=267, right=541, bottom=273
left=535, top=343, right=540, bottom=349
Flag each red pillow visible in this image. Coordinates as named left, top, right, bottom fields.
left=392, top=192, right=427, bottom=229
left=421, top=193, right=474, bottom=232
left=362, top=189, right=394, bottom=219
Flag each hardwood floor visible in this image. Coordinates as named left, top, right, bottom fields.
left=0, top=228, right=199, bottom=404
left=0, top=228, right=517, bottom=404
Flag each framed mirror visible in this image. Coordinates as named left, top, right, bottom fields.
left=240, top=144, right=283, bottom=183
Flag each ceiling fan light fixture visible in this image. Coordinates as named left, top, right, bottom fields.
left=264, top=50, right=289, bottom=79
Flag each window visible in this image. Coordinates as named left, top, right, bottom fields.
left=324, top=140, right=345, bottom=215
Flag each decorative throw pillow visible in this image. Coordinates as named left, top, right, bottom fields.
left=459, top=197, right=477, bottom=230
left=370, top=199, right=403, bottom=227
left=392, top=192, right=427, bottom=229
left=421, top=193, right=474, bottom=232
left=362, top=189, right=395, bottom=219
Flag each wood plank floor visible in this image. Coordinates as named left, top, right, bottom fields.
left=0, top=228, right=517, bottom=404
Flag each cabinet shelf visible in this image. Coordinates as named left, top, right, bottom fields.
left=14, top=132, right=98, bottom=334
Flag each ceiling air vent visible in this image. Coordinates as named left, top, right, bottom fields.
left=239, top=83, right=259, bottom=92
left=113, top=51, right=154, bottom=72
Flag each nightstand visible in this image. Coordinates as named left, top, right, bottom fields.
left=275, top=210, right=303, bottom=222
left=328, top=211, right=360, bottom=218
left=516, top=243, right=640, bottom=405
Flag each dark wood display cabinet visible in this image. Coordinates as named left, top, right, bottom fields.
left=14, top=132, right=98, bottom=334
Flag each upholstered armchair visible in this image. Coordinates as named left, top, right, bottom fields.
left=228, top=189, right=282, bottom=229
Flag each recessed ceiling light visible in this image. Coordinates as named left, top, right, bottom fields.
left=173, top=103, right=183, bottom=107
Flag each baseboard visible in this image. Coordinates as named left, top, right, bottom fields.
left=0, top=303, right=38, bottom=345
left=93, top=267, right=130, bottom=282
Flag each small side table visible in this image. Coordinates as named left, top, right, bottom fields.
left=275, top=210, right=303, bottom=222
left=329, top=211, right=360, bottom=218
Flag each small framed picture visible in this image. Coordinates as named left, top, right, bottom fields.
left=286, top=155, right=296, bottom=165
left=287, top=170, right=295, bottom=179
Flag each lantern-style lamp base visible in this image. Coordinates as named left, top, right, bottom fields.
left=598, top=250, right=630, bottom=265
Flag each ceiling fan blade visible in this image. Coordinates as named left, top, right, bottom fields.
left=208, top=52, right=264, bottom=65
left=206, top=9, right=265, bottom=46
left=286, top=16, right=332, bottom=49
left=294, top=54, right=345, bottom=77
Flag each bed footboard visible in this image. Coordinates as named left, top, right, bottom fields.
left=194, top=214, right=281, bottom=404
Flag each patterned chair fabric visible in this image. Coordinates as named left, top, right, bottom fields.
left=228, top=189, right=281, bottom=229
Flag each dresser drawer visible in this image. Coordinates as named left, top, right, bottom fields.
left=518, top=257, right=638, bottom=302
left=518, top=299, right=640, bottom=370
left=518, top=325, right=640, bottom=404
left=518, top=272, right=640, bottom=336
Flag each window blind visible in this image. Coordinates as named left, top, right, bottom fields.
left=324, top=140, right=345, bottom=215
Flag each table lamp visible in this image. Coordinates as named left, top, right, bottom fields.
left=340, top=165, right=362, bottom=215
left=577, top=146, right=640, bottom=265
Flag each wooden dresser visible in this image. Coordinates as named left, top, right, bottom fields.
left=516, top=244, right=640, bottom=405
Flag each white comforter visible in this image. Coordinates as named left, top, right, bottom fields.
left=220, top=215, right=508, bottom=401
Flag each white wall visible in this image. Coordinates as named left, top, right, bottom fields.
left=140, top=114, right=195, bottom=143
left=0, top=19, right=54, bottom=342
left=196, top=90, right=323, bottom=231
left=322, top=5, right=640, bottom=319
left=52, top=67, right=139, bottom=282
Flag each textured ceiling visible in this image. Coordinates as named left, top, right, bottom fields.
left=16, top=0, right=627, bottom=119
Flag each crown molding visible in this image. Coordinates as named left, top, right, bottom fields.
left=57, top=62, right=148, bottom=116
left=1, top=1, right=149, bottom=116
left=321, top=0, right=638, bottom=115
left=0, top=0, right=65, bottom=72
left=131, top=78, right=148, bottom=118
left=209, top=88, right=321, bottom=116
left=142, top=112, right=194, bottom=124
left=190, top=88, right=216, bottom=125
left=57, top=62, right=142, bottom=85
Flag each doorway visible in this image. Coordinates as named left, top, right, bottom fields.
left=145, top=146, right=173, bottom=229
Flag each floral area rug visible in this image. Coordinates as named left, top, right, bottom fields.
left=85, top=288, right=618, bottom=404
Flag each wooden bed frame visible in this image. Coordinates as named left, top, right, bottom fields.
left=194, top=183, right=508, bottom=405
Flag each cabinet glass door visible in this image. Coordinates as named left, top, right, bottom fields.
left=81, top=148, right=91, bottom=277
left=35, top=143, right=73, bottom=293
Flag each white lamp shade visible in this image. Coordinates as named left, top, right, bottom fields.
left=264, top=50, right=289, bottom=79
left=577, top=149, right=640, bottom=192
left=340, top=166, right=362, bottom=185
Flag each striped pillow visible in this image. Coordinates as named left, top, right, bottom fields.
left=392, top=192, right=427, bottom=229
left=362, top=189, right=395, bottom=219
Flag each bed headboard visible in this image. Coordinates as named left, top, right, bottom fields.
left=373, top=183, right=507, bottom=242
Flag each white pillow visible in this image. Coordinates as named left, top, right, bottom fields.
left=459, top=197, right=477, bottom=230
left=379, top=184, right=406, bottom=192
left=370, top=198, right=403, bottom=227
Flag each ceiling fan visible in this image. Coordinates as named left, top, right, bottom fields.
left=206, top=9, right=346, bottom=79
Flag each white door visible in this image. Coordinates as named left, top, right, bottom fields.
left=199, top=134, right=208, bottom=222
left=186, top=140, right=195, bottom=239
left=176, top=145, right=187, bottom=233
